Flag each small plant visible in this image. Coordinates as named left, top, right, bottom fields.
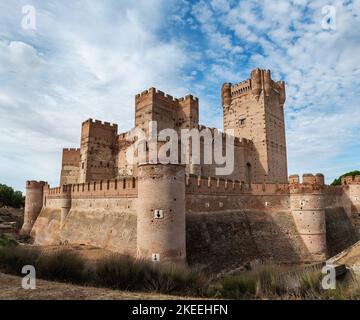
left=0, top=234, right=18, bottom=247
left=219, top=274, right=257, bottom=299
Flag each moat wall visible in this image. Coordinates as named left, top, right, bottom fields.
left=30, top=176, right=360, bottom=269
left=32, top=180, right=138, bottom=254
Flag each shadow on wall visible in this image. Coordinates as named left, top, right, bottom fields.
left=326, top=207, right=359, bottom=257
left=186, top=210, right=313, bottom=272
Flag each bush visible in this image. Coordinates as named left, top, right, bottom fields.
left=0, top=246, right=40, bottom=275
left=217, top=275, right=257, bottom=299
left=0, top=247, right=87, bottom=284
left=94, top=255, right=207, bottom=295
left=3, top=247, right=358, bottom=300
left=210, top=264, right=289, bottom=299
left=37, top=250, right=87, bottom=283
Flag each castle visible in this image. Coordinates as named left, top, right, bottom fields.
left=21, top=69, right=360, bottom=270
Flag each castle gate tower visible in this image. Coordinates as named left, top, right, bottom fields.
left=20, top=181, right=46, bottom=236
left=290, top=174, right=327, bottom=261
left=222, top=68, right=287, bottom=183
left=136, top=163, right=186, bottom=264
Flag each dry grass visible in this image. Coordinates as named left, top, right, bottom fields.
left=1, top=245, right=360, bottom=300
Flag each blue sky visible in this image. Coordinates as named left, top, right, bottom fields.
left=0, top=0, right=359, bottom=191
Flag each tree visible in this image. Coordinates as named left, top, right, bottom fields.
left=331, top=170, right=360, bottom=186
left=0, top=184, right=25, bottom=208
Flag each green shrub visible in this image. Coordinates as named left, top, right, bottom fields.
left=219, top=275, right=257, bottom=299
left=0, top=234, right=18, bottom=247
left=294, top=266, right=323, bottom=298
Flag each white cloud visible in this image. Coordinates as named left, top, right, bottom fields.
left=0, top=0, right=192, bottom=191
left=189, top=0, right=360, bottom=182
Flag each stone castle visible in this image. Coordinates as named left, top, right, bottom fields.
left=21, top=69, right=360, bottom=270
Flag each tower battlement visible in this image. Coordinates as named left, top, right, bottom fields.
left=135, top=87, right=199, bottom=104
left=82, top=118, right=118, bottom=131
left=289, top=173, right=325, bottom=193
left=26, top=180, right=46, bottom=189
left=341, top=175, right=360, bottom=185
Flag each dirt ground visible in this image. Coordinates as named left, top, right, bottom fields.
left=0, top=272, right=194, bottom=300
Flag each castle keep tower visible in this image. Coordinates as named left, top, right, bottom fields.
left=78, top=119, right=118, bottom=183
left=290, top=174, right=327, bottom=261
left=222, top=68, right=287, bottom=183
left=137, top=163, right=186, bottom=264
left=20, top=181, right=46, bottom=236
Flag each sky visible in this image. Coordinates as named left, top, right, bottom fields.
left=0, top=0, right=359, bottom=192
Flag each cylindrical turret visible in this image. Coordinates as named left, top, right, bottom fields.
left=137, top=164, right=186, bottom=264
left=290, top=173, right=327, bottom=261
left=60, top=185, right=72, bottom=228
left=251, top=68, right=262, bottom=99
left=264, top=69, right=272, bottom=97
left=302, top=173, right=316, bottom=185
left=315, top=173, right=325, bottom=186
left=221, top=83, right=232, bottom=109
left=20, top=181, right=46, bottom=236
left=289, top=174, right=300, bottom=184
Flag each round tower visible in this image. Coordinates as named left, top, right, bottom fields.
left=60, top=184, right=72, bottom=228
left=251, top=68, right=262, bottom=99
left=20, top=181, right=46, bottom=236
left=290, top=174, right=327, bottom=261
left=137, top=163, right=186, bottom=264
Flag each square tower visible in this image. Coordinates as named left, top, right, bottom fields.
left=222, top=68, right=288, bottom=183
left=79, top=119, right=118, bottom=183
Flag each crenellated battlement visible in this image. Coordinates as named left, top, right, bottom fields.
left=230, top=79, right=252, bottom=97
left=26, top=180, right=46, bottom=189
left=135, top=87, right=199, bottom=105
left=289, top=173, right=325, bottom=194
left=178, top=94, right=199, bottom=102
left=341, top=175, right=360, bottom=185
left=45, top=177, right=138, bottom=199
left=63, top=148, right=80, bottom=152
left=185, top=174, right=289, bottom=195
left=82, top=118, right=118, bottom=130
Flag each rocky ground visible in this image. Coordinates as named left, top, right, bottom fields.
left=0, top=272, right=192, bottom=300
left=0, top=207, right=23, bottom=238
